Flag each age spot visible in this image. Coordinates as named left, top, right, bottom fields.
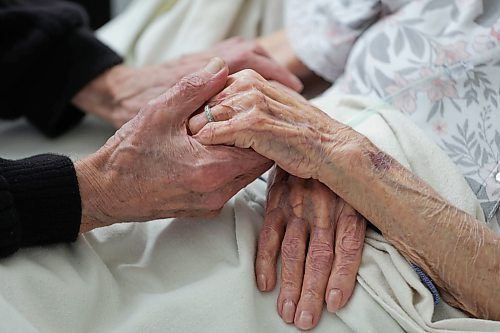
left=368, top=151, right=393, bottom=172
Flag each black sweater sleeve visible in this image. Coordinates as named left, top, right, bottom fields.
left=0, top=0, right=122, bottom=137
left=0, top=155, right=82, bottom=258
left=0, top=0, right=122, bottom=257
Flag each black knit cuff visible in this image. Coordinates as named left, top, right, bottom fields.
left=66, top=28, right=123, bottom=104
left=41, top=28, right=123, bottom=138
left=0, top=177, right=21, bottom=257
left=1, top=154, right=81, bottom=248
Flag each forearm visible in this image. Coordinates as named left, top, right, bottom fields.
left=318, top=129, right=500, bottom=320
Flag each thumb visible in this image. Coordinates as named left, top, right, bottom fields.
left=153, top=57, right=228, bottom=122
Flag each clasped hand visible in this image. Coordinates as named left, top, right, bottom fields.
left=190, top=69, right=367, bottom=331
left=76, top=59, right=272, bottom=230
left=78, top=60, right=368, bottom=331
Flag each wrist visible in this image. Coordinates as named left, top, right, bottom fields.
left=316, top=125, right=368, bottom=184
left=75, top=151, right=115, bottom=232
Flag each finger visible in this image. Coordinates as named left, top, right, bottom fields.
left=188, top=70, right=268, bottom=134
left=294, top=182, right=335, bottom=331
left=256, top=181, right=287, bottom=292
left=247, top=55, right=303, bottom=92
left=326, top=203, right=366, bottom=313
left=188, top=103, right=236, bottom=135
left=194, top=118, right=248, bottom=148
left=268, top=81, right=307, bottom=103
left=278, top=217, right=308, bottom=324
left=149, top=57, right=228, bottom=122
left=294, top=225, right=334, bottom=330
left=278, top=179, right=307, bottom=324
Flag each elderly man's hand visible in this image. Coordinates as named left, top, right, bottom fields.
left=75, top=58, right=272, bottom=231
left=256, top=166, right=366, bottom=331
left=72, top=38, right=302, bottom=128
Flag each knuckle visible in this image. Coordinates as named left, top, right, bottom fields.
left=302, top=287, right=322, bottom=301
left=307, top=242, right=334, bottom=273
left=256, top=251, right=273, bottom=266
left=247, top=113, right=269, bottom=128
left=332, top=261, right=357, bottom=278
left=179, top=75, right=205, bottom=91
left=339, top=234, right=364, bottom=253
left=338, top=220, right=365, bottom=253
left=259, top=223, right=280, bottom=243
left=219, top=106, right=234, bottom=121
left=239, top=69, right=260, bottom=80
left=247, top=88, right=264, bottom=101
left=281, top=237, right=305, bottom=262
left=281, top=279, right=300, bottom=292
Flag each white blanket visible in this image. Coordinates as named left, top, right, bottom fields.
left=1, top=93, right=499, bottom=332
left=97, top=0, right=285, bottom=66
left=1, top=1, right=499, bottom=331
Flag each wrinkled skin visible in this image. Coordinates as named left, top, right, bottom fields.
left=257, top=166, right=365, bottom=330
left=189, top=73, right=367, bottom=330
left=190, top=69, right=340, bottom=180
left=193, top=69, right=500, bottom=322
left=75, top=59, right=272, bottom=231
left=73, top=37, right=302, bottom=128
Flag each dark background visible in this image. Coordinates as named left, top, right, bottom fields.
left=65, top=0, right=110, bottom=30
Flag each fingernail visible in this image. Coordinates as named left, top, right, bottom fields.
left=296, top=311, right=313, bottom=330
left=282, top=300, right=295, bottom=323
left=257, top=274, right=267, bottom=291
left=327, top=289, right=343, bottom=313
left=204, top=57, right=225, bottom=74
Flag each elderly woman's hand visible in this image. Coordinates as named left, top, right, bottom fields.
left=189, top=69, right=346, bottom=180
left=257, top=166, right=365, bottom=330
left=190, top=68, right=500, bottom=321
left=188, top=72, right=366, bottom=330
left=75, top=59, right=272, bottom=231
left=73, top=38, right=302, bottom=128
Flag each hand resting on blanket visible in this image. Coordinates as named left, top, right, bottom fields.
left=191, top=67, right=500, bottom=327
left=190, top=77, right=367, bottom=330
left=258, top=166, right=366, bottom=329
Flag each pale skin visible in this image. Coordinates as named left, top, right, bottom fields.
left=75, top=59, right=273, bottom=231
left=259, top=166, right=366, bottom=326
left=72, top=37, right=302, bottom=129
left=191, top=69, right=500, bottom=327
left=193, top=80, right=366, bottom=330
left=259, top=31, right=367, bottom=329
left=191, top=50, right=367, bottom=329
left=73, top=33, right=356, bottom=329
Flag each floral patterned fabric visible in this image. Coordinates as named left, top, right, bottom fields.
left=286, top=0, right=500, bottom=232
